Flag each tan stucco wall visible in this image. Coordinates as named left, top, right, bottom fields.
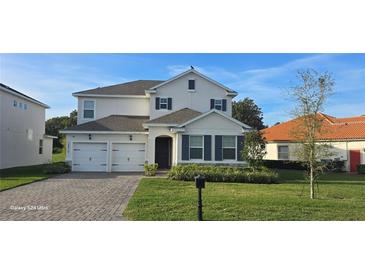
left=264, top=140, right=365, bottom=171
left=0, top=90, right=52, bottom=169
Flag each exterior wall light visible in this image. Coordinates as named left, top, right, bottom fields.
left=129, top=135, right=133, bottom=141
left=88, top=134, right=92, bottom=140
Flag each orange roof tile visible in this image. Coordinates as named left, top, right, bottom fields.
left=262, top=113, right=365, bottom=141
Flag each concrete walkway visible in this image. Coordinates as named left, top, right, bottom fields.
left=0, top=172, right=141, bottom=221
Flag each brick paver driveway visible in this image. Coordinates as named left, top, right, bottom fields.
left=0, top=172, right=141, bottom=221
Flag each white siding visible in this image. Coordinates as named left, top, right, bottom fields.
left=178, top=112, right=244, bottom=164
left=149, top=72, right=233, bottom=119
left=0, top=90, right=52, bottom=169
left=77, top=96, right=149, bottom=124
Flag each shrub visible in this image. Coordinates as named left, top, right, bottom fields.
left=43, top=162, right=71, bottom=174
left=357, top=164, right=365, bottom=174
left=144, top=163, right=158, bottom=176
left=167, top=164, right=278, bottom=184
left=263, top=160, right=306, bottom=170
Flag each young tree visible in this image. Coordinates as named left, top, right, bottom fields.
left=232, top=98, right=266, bottom=130
left=242, top=130, right=267, bottom=171
left=289, top=69, right=334, bottom=199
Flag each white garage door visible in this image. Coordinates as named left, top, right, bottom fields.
left=111, top=143, right=145, bottom=172
left=72, top=142, right=107, bottom=172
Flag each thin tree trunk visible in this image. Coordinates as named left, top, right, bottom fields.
left=310, top=165, right=314, bottom=199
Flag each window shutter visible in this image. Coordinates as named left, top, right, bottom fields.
left=182, top=135, right=190, bottom=160
left=167, top=98, right=172, bottom=110
left=204, top=135, right=212, bottom=161
left=155, top=97, right=160, bottom=110
left=210, top=99, right=215, bottom=109
left=215, top=135, right=222, bottom=161
left=222, top=99, right=227, bottom=111
left=237, top=135, right=245, bottom=161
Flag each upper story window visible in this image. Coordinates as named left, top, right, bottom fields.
left=13, top=100, right=17, bottom=107
left=19, top=102, right=23, bottom=109
left=160, top=98, right=168, bottom=109
left=188, top=79, right=195, bottom=90
left=278, top=145, right=289, bottom=160
left=83, top=100, right=95, bottom=119
left=210, top=99, right=227, bottom=111
left=155, top=97, right=172, bottom=110
left=24, top=103, right=27, bottom=110
left=214, top=99, right=222, bottom=110
left=222, top=136, right=236, bottom=160
left=190, top=135, right=203, bottom=159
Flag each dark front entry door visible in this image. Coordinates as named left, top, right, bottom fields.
left=155, top=137, right=171, bottom=169
left=350, top=150, right=361, bottom=172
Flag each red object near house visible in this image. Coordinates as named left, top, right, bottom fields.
left=350, top=150, right=361, bottom=172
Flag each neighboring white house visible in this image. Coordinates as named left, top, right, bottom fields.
left=61, top=68, right=251, bottom=172
left=262, top=113, right=365, bottom=172
left=0, top=83, right=55, bottom=169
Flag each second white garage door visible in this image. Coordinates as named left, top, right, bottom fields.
left=111, top=143, right=145, bottom=172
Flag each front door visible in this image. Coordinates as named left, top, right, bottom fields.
left=155, top=137, right=172, bottom=169
left=350, top=150, right=361, bottom=172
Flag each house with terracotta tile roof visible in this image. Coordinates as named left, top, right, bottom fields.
left=261, top=113, right=365, bottom=172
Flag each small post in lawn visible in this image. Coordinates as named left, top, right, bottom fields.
left=195, top=175, right=205, bottom=221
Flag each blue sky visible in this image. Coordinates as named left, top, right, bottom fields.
left=1, top=53, right=364, bottom=126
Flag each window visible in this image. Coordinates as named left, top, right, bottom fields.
left=190, top=135, right=203, bottom=159
left=214, top=99, right=222, bottom=110
left=13, top=100, right=17, bottom=107
left=222, top=136, right=236, bottom=160
left=83, top=100, right=95, bottom=119
left=278, top=145, right=289, bottom=160
left=159, top=97, right=168, bottom=109
left=19, top=102, right=23, bottom=109
left=24, top=103, right=27, bottom=110
left=188, top=79, right=195, bottom=90
left=39, top=139, right=43, bottom=154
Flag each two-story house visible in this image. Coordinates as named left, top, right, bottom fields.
left=0, top=83, right=54, bottom=169
left=61, top=68, right=251, bottom=172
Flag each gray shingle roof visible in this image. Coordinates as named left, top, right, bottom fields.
left=145, top=108, right=202, bottom=125
left=73, top=80, right=164, bottom=96
left=0, top=83, right=49, bottom=107
left=63, top=115, right=149, bottom=132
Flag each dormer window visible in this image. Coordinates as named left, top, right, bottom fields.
left=83, top=100, right=95, bottom=119
left=188, top=79, right=195, bottom=91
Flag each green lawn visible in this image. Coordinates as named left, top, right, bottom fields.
left=0, top=165, right=51, bottom=191
left=124, top=170, right=365, bottom=221
left=52, top=140, right=66, bottom=163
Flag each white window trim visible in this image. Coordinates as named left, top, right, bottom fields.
left=278, top=145, right=289, bottom=160
left=82, top=99, right=96, bottom=120
left=158, top=97, right=168, bottom=110
left=188, top=78, right=196, bottom=92
left=189, top=135, right=204, bottom=160
left=222, top=135, right=236, bottom=161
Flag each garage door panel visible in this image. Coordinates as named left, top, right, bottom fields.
left=111, top=143, right=145, bottom=172
left=72, top=142, right=107, bottom=172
